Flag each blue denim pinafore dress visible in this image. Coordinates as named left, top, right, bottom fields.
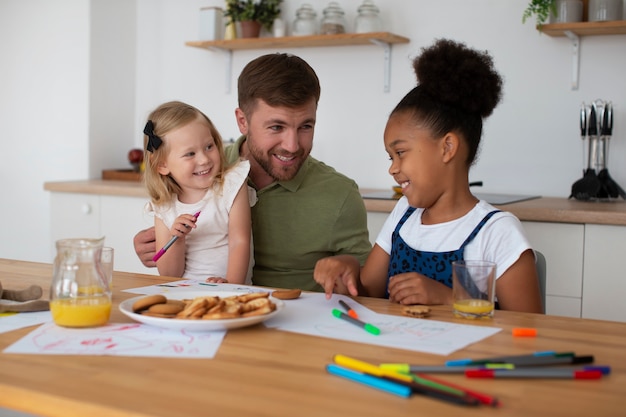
left=386, top=207, right=500, bottom=296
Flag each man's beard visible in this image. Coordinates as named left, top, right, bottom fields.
left=247, top=134, right=307, bottom=182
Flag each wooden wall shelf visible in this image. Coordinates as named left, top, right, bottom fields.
left=185, top=32, right=410, bottom=93
left=185, top=32, right=410, bottom=51
left=539, top=20, right=626, bottom=36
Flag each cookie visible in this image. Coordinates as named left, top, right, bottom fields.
left=141, top=311, right=177, bottom=319
left=236, top=292, right=270, bottom=303
left=242, top=303, right=276, bottom=317
left=402, top=305, right=431, bottom=318
left=148, top=300, right=185, bottom=315
left=132, top=294, right=167, bottom=313
left=271, top=289, right=301, bottom=300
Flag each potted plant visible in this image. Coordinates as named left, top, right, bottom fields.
left=224, top=0, right=283, bottom=38
left=522, top=0, right=557, bottom=28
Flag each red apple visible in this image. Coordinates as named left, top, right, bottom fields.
left=128, top=149, right=144, bottom=164
left=128, top=149, right=144, bottom=172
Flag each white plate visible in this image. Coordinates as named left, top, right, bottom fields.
left=119, top=290, right=285, bottom=332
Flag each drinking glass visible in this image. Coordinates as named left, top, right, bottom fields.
left=452, top=260, right=496, bottom=319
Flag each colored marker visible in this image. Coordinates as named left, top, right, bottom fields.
left=326, top=364, right=411, bottom=398
left=380, top=376, right=480, bottom=406
left=453, top=354, right=593, bottom=368
left=446, top=351, right=573, bottom=366
left=413, top=373, right=501, bottom=407
left=333, top=355, right=413, bottom=382
left=338, top=299, right=359, bottom=319
left=583, top=366, right=611, bottom=375
left=466, top=369, right=603, bottom=379
left=333, top=355, right=412, bottom=381
left=332, top=309, right=381, bottom=335
left=512, top=327, right=537, bottom=337
left=152, top=211, right=201, bottom=262
left=380, top=363, right=514, bottom=374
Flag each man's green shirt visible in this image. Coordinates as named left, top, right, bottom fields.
left=225, top=136, right=371, bottom=291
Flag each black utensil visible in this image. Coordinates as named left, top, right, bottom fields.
left=570, top=104, right=601, bottom=200
left=597, top=102, right=626, bottom=199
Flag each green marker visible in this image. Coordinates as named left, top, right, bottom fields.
left=331, top=308, right=381, bottom=335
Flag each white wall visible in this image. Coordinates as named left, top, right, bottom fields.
left=1, top=0, right=626, bottom=264
left=134, top=0, right=626, bottom=196
left=1, top=0, right=89, bottom=262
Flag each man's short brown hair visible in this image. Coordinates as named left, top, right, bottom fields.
left=237, top=53, right=321, bottom=115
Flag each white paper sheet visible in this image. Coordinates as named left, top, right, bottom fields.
left=0, top=311, right=52, bottom=334
left=2, top=281, right=257, bottom=358
left=122, top=279, right=269, bottom=296
left=264, top=293, right=501, bottom=356
left=4, top=321, right=226, bottom=358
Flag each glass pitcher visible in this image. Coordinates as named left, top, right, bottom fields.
left=50, top=237, right=112, bottom=327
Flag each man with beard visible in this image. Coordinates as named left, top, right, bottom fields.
left=133, top=53, right=371, bottom=291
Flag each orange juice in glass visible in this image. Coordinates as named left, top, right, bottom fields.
left=51, top=238, right=112, bottom=327
left=50, top=293, right=111, bottom=327
left=452, top=260, right=496, bottom=319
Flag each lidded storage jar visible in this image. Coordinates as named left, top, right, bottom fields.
left=321, top=1, right=347, bottom=34
left=292, top=3, right=318, bottom=36
left=355, top=0, right=382, bottom=33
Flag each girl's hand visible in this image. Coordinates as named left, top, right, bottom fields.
left=387, top=272, right=453, bottom=306
left=313, top=255, right=360, bottom=299
left=206, top=277, right=228, bottom=284
left=171, top=213, right=199, bottom=237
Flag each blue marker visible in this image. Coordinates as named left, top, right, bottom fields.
left=326, top=364, right=411, bottom=398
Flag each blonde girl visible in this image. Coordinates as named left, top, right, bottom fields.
left=143, top=101, right=254, bottom=284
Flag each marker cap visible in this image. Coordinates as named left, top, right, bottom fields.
left=512, top=328, right=537, bottom=337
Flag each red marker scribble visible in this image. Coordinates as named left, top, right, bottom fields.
left=81, top=337, right=118, bottom=350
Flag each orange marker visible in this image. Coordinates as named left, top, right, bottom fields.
left=339, top=299, right=359, bottom=319
left=512, top=328, right=537, bottom=337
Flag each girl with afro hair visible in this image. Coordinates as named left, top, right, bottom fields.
left=314, top=39, right=543, bottom=313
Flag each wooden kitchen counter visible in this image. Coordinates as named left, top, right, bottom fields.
left=362, top=189, right=626, bottom=226
left=1, top=258, right=625, bottom=417
left=44, top=181, right=626, bottom=226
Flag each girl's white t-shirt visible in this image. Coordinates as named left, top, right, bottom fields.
left=375, top=196, right=532, bottom=280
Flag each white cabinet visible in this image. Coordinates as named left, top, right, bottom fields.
left=522, top=221, right=584, bottom=318
left=49, top=192, right=157, bottom=275
left=523, top=221, right=626, bottom=322
left=582, top=224, right=626, bottom=322
left=50, top=192, right=101, bottom=244
left=100, top=195, right=156, bottom=274
left=366, top=212, right=388, bottom=246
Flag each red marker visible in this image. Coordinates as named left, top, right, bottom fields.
left=339, top=299, right=359, bottom=319
left=152, top=211, right=201, bottom=262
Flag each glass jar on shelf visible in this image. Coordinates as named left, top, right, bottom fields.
left=292, top=3, right=318, bottom=36
left=355, top=0, right=383, bottom=33
left=320, top=1, right=347, bottom=35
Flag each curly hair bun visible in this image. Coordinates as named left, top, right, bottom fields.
left=414, top=39, right=503, bottom=118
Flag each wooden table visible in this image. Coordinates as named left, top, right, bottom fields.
left=1, top=259, right=625, bottom=417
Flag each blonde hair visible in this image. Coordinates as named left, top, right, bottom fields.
left=143, top=101, right=228, bottom=206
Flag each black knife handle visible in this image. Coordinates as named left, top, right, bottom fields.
left=588, top=104, right=598, bottom=136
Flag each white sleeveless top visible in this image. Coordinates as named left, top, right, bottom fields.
left=149, top=160, right=256, bottom=282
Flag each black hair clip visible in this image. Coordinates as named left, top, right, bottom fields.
left=144, top=120, right=163, bottom=153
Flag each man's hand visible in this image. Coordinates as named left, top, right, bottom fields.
left=133, top=227, right=157, bottom=268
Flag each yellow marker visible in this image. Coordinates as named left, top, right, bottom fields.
left=333, top=354, right=413, bottom=382
left=379, top=363, right=515, bottom=374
